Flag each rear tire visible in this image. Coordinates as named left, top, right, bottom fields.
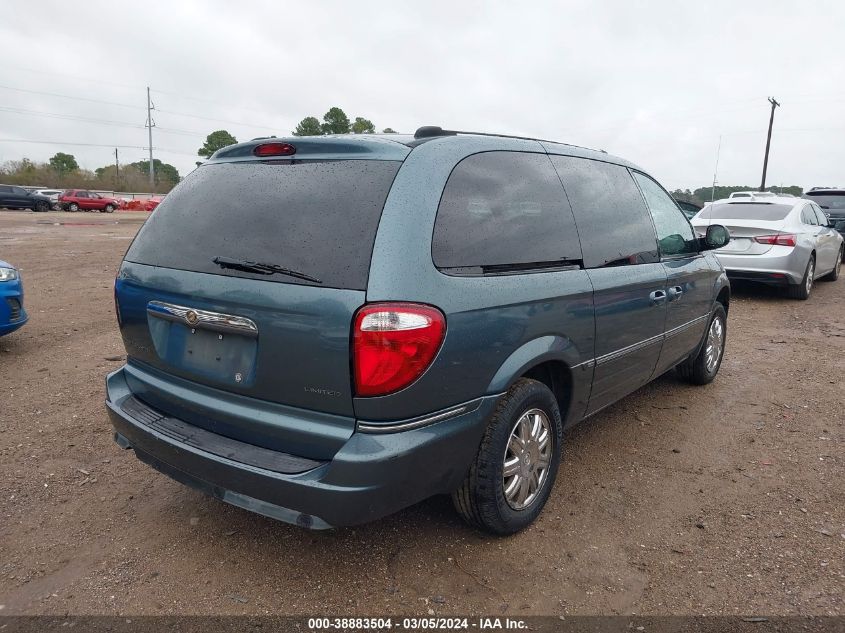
left=452, top=378, right=563, bottom=535
left=787, top=255, right=815, bottom=300
left=676, top=304, right=727, bottom=385
left=820, top=247, right=842, bottom=281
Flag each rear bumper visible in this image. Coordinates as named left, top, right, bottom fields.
left=716, top=247, right=807, bottom=285
left=105, top=366, right=496, bottom=528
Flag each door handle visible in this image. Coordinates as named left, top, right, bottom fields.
left=649, top=290, right=667, bottom=305
left=668, top=285, right=684, bottom=301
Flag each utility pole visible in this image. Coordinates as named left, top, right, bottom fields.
left=759, top=96, right=780, bottom=192
left=145, top=86, right=155, bottom=192
left=114, top=148, right=119, bottom=191
left=710, top=135, right=722, bottom=205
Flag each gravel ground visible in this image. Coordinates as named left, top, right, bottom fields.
left=0, top=210, right=842, bottom=616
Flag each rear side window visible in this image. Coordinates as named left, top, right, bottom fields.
left=550, top=156, right=659, bottom=268
left=432, top=151, right=582, bottom=272
left=800, top=207, right=818, bottom=226
left=805, top=192, right=845, bottom=210
left=698, top=203, right=792, bottom=221
left=125, top=160, right=401, bottom=289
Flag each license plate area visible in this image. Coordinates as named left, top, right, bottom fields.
left=146, top=302, right=258, bottom=387
left=719, top=237, right=753, bottom=253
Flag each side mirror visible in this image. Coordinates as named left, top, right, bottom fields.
left=702, top=224, right=730, bottom=250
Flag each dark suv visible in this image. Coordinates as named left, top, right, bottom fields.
left=804, top=187, right=845, bottom=240
left=0, top=185, right=53, bottom=212
left=106, top=128, right=731, bottom=534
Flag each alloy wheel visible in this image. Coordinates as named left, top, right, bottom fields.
left=704, top=315, right=724, bottom=374
left=806, top=259, right=815, bottom=295
left=503, top=408, right=552, bottom=510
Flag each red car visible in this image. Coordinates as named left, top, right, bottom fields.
left=59, top=189, right=120, bottom=213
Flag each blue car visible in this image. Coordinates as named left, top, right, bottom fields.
left=0, top=260, right=27, bottom=336
left=107, top=128, right=731, bottom=534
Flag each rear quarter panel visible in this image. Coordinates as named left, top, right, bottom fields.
left=362, top=137, right=596, bottom=423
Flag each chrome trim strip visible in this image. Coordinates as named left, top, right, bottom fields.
left=589, top=314, right=711, bottom=366
left=147, top=301, right=258, bottom=337
left=665, top=314, right=708, bottom=339
left=595, top=332, right=664, bottom=366
left=358, top=398, right=484, bottom=434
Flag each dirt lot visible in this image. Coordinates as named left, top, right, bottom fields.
left=0, top=210, right=842, bottom=617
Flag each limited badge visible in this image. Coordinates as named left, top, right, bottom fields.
left=234, top=372, right=243, bottom=383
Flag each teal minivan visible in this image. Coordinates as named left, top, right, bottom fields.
left=107, top=127, right=731, bottom=534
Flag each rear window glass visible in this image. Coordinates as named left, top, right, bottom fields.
left=432, top=151, right=582, bottom=271
left=805, top=193, right=845, bottom=210
left=698, top=202, right=792, bottom=221
left=124, top=160, right=400, bottom=290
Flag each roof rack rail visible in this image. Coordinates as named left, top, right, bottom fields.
left=412, top=125, right=605, bottom=152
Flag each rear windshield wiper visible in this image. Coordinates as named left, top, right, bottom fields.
left=212, top=256, right=322, bottom=284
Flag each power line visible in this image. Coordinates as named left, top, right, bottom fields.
left=0, top=106, right=146, bottom=128
left=0, top=138, right=198, bottom=156
left=0, top=84, right=144, bottom=110
left=0, top=105, right=206, bottom=137
left=3, top=67, right=278, bottom=118
left=149, top=87, right=284, bottom=118
left=155, top=108, right=279, bottom=131
left=0, top=83, right=280, bottom=132
left=2, top=66, right=139, bottom=91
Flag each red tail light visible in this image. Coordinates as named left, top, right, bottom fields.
left=253, top=142, right=296, bottom=157
left=755, top=234, right=796, bottom=247
left=353, top=303, right=446, bottom=397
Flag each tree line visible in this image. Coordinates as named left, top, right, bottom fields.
left=0, top=152, right=181, bottom=193
left=194, top=107, right=396, bottom=160
left=292, top=107, right=395, bottom=136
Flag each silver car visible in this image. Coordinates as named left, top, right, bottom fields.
left=692, top=196, right=843, bottom=300
left=34, top=189, right=64, bottom=211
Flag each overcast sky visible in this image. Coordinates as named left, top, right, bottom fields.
left=2, top=0, right=843, bottom=191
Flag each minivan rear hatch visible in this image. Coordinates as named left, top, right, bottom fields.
left=116, top=145, right=405, bottom=458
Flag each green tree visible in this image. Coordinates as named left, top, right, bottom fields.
left=131, top=159, right=181, bottom=190
left=321, top=107, right=351, bottom=135
left=197, top=130, right=238, bottom=158
left=382, top=127, right=397, bottom=134
left=351, top=117, right=375, bottom=134
left=293, top=116, right=323, bottom=136
left=670, top=189, right=695, bottom=203
left=49, top=152, right=79, bottom=174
